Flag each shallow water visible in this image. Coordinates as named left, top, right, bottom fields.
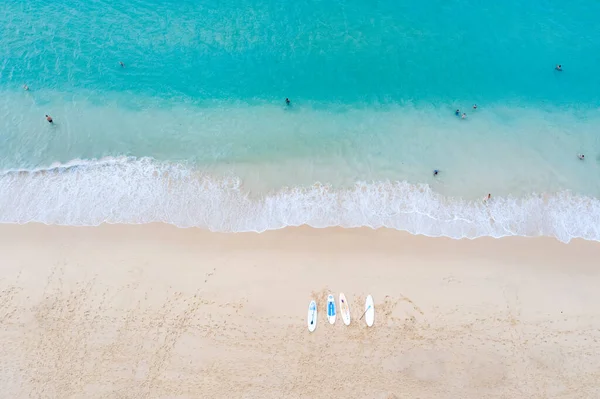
left=1, top=0, right=599, bottom=241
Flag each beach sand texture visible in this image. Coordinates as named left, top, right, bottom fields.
left=1, top=224, right=600, bottom=398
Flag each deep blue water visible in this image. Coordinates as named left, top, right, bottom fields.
left=2, top=0, right=600, bottom=104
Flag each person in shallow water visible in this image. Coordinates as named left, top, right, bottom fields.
left=455, top=109, right=460, bottom=116
left=578, top=154, right=585, bottom=160
left=45, top=115, right=53, bottom=123
left=473, top=104, right=477, bottom=110
left=461, top=113, right=467, bottom=119
left=555, top=64, right=562, bottom=71
left=433, top=169, right=439, bottom=176
left=285, top=98, right=291, bottom=106
left=120, top=61, right=125, bottom=68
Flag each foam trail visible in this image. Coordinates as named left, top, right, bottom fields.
left=0, top=157, right=598, bottom=243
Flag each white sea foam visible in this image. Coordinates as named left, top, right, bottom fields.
left=0, top=156, right=599, bottom=243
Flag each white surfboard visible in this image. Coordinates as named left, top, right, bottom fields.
left=339, top=292, right=351, bottom=326
left=307, top=300, right=317, bottom=332
left=364, top=295, right=374, bottom=327
left=327, top=294, right=336, bottom=324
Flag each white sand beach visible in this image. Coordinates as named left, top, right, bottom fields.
left=1, top=224, right=600, bottom=398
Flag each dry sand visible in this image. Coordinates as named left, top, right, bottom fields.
left=1, top=224, right=600, bottom=398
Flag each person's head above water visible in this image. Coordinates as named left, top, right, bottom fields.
left=556, top=64, right=562, bottom=71
left=433, top=169, right=439, bottom=176
left=285, top=98, right=290, bottom=105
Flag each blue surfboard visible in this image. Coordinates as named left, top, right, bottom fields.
left=327, top=294, right=336, bottom=324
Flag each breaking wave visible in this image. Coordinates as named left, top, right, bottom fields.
left=0, top=156, right=599, bottom=242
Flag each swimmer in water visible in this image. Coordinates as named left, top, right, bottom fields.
left=461, top=113, right=467, bottom=119
left=120, top=61, right=125, bottom=68
left=433, top=169, right=439, bottom=176
left=555, top=64, right=562, bottom=71
left=45, top=114, right=53, bottom=123
left=455, top=109, right=460, bottom=116
left=285, top=98, right=291, bottom=106
left=578, top=154, right=585, bottom=160
left=473, top=104, right=477, bottom=110
left=23, top=84, right=29, bottom=91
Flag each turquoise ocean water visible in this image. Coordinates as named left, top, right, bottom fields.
left=1, top=0, right=600, bottom=241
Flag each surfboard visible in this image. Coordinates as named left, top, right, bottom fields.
left=307, top=300, right=317, bottom=332
left=339, top=292, right=350, bottom=326
left=327, top=294, right=336, bottom=324
left=365, top=295, right=374, bottom=327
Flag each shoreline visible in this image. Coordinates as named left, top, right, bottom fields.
left=2, top=157, right=600, bottom=243
left=1, top=223, right=600, bottom=398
